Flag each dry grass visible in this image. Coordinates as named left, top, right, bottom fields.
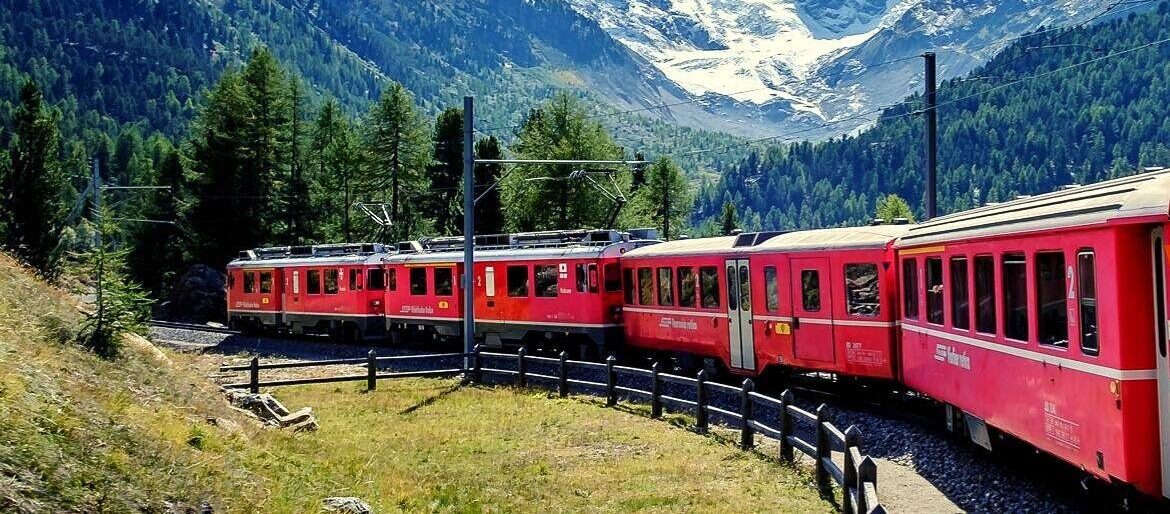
left=0, top=252, right=830, bottom=513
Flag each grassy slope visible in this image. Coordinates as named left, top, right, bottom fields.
left=0, top=252, right=828, bottom=513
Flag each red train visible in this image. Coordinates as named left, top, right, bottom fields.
left=225, top=168, right=1170, bottom=499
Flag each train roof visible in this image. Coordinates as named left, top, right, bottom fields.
left=898, top=167, right=1170, bottom=247
left=621, top=236, right=739, bottom=258
left=624, top=224, right=911, bottom=259
left=751, top=225, right=911, bottom=252
left=386, top=240, right=653, bottom=264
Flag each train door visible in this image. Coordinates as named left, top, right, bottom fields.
left=1152, top=226, right=1170, bottom=497
left=725, top=259, right=756, bottom=371
left=791, top=257, right=835, bottom=362
left=286, top=269, right=301, bottom=309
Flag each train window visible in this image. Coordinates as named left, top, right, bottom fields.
left=845, top=264, right=879, bottom=317
left=576, top=264, right=588, bottom=293
left=801, top=270, right=821, bottom=312
left=388, top=268, right=398, bottom=292
left=975, top=256, right=996, bottom=334
left=588, top=264, right=599, bottom=293
left=901, top=259, right=918, bottom=319
left=638, top=267, right=654, bottom=305
left=307, top=270, right=321, bottom=295
left=726, top=265, right=738, bottom=311
left=508, top=265, right=529, bottom=297
left=1078, top=251, right=1099, bottom=356
left=926, top=258, right=944, bottom=324
left=349, top=269, right=362, bottom=291
left=950, top=257, right=970, bottom=330
left=604, top=263, right=622, bottom=292
left=657, top=267, right=674, bottom=306
left=764, top=266, right=779, bottom=313
left=243, top=272, right=256, bottom=293
left=678, top=267, right=697, bottom=308
left=1036, top=252, right=1068, bottom=347
left=738, top=265, right=750, bottom=312
left=1002, top=254, right=1029, bottom=341
left=485, top=267, right=496, bottom=297
left=368, top=269, right=386, bottom=291
left=260, top=271, right=273, bottom=294
left=292, top=271, right=300, bottom=294
left=623, top=268, right=635, bottom=304
left=898, top=259, right=917, bottom=320
left=435, top=267, right=454, bottom=296
left=410, top=268, right=427, bottom=296
left=700, top=266, right=720, bottom=309
left=324, top=269, right=340, bottom=295
left=535, top=265, right=558, bottom=298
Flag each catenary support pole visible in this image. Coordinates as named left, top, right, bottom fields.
left=463, top=96, right=475, bottom=370
left=924, top=51, right=938, bottom=220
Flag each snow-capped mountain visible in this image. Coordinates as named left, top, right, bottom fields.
left=568, top=0, right=1124, bottom=138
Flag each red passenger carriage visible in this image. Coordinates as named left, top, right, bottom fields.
left=896, top=169, right=1170, bottom=498
left=620, top=225, right=909, bottom=378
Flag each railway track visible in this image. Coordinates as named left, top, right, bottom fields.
left=148, top=319, right=239, bottom=334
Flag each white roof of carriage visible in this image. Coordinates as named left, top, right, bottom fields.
left=897, top=168, right=1170, bottom=247
left=621, top=236, right=739, bottom=258
left=752, top=225, right=911, bottom=252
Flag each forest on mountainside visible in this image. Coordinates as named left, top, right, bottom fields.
left=0, top=46, right=691, bottom=312
left=695, top=2, right=1170, bottom=231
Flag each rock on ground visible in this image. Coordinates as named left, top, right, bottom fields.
left=322, top=497, right=372, bottom=513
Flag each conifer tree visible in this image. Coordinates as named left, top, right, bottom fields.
left=0, top=79, right=68, bottom=276
left=633, top=157, right=691, bottom=240
left=505, top=92, right=625, bottom=231
left=126, top=147, right=185, bottom=298
left=720, top=201, right=738, bottom=235
left=79, top=205, right=151, bottom=360
left=474, top=136, right=506, bottom=235
left=428, top=108, right=464, bottom=235
left=311, top=99, right=363, bottom=242
left=285, top=76, right=312, bottom=243
left=363, top=83, right=430, bottom=241
left=874, top=194, right=915, bottom=223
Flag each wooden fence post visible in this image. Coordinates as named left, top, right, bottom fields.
left=517, top=346, right=527, bottom=387
left=605, top=355, right=617, bottom=407
left=779, top=389, right=794, bottom=462
left=650, top=362, right=662, bottom=419
left=843, top=425, right=861, bottom=514
left=367, top=349, right=377, bottom=392
left=815, top=404, right=832, bottom=498
left=740, top=378, right=755, bottom=450
left=558, top=351, right=569, bottom=398
left=858, top=456, right=878, bottom=513
left=695, top=369, right=708, bottom=434
left=249, top=356, right=259, bottom=394
left=471, top=344, right=482, bottom=384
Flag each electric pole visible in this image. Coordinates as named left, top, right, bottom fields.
left=924, top=51, right=938, bottom=220
left=462, top=96, right=475, bottom=362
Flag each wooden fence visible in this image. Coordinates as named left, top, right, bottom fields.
left=221, top=347, right=885, bottom=514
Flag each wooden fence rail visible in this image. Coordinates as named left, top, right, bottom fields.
left=220, top=346, right=884, bottom=513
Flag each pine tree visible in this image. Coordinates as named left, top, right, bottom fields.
left=1, top=79, right=68, bottom=276
left=428, top=108, right=464, bottom=235
left=126, top=147, right=185, bottom=298
left=187, top=70, right=261, bottom=266
left=240, top=48, right=290, bottom=237
left=874, top=194, right=915, bottom=223
left=720, top=201, right=738, bottom=235
left=505, top=92, right=625, bottom=231
left=633, top=157, right=692, bottom=240
left=474, top=136, right=505, bottom=235
left=311, top=99, right=363, bottom=242
left=363, top=83, right=430, bottom=241
left=285, top=76, right=312, bottom=243
left=79, top=205, right=151, bottom=360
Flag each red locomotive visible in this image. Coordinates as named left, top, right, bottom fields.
left=226, top=243, right=391, bottom=341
